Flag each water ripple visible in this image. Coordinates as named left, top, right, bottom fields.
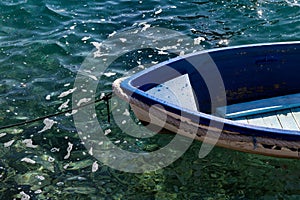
left=1, top=0, right=300, bottom=199
left=0, top=0, right=27, bottom=6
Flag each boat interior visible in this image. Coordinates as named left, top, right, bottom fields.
left=129, top=43, right=300, bottom=131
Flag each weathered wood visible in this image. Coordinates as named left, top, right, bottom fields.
left=261, top=112, right=282, bottom=129
left=146, top=74, right=198, bottom=111
left=233, top=109, right=300, bottom=131
left=217, top=92, right=300, bottom=130
left=235, top=117, right=248, bottom=124
left=217, top=93, right=300, bottom=119
left=246, top=115, right=266, bottom=127
left=291, top=107, right=300, bottom=128
left=277, top=110, right=300, bottom=131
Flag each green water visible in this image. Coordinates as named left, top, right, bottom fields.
left=1, top=0, right=300, bottom=199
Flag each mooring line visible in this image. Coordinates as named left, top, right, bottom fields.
left=0, top=93, right=113, bottom=131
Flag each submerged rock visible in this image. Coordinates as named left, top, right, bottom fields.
left=64, top=159, right=94, bottom=171
left=63, top=186, right=96, bottom=195
left=15, top=172, right=50, bottom=190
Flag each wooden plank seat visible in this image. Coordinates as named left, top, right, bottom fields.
left=216, top=93, right=300, bottom=131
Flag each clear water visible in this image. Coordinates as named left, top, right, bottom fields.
left=1, top=0, right=300, bottom=199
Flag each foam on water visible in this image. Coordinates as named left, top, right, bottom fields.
left=0, top=0, right=300, bottom=199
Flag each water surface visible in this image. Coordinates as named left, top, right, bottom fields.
left=1, top=0, right=300, bottom=199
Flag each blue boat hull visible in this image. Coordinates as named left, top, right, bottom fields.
left=113, top=42, right=300, bottom=158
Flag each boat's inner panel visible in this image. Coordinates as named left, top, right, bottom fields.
left=146, top=74, right=198, bottom=111
left=209, top=45, right=300, bottom=105
left=234, top=108, right=300, bottom=131
left=131, top=43, right=300, bottom=117
left=216, top=93, right=300, bottom=131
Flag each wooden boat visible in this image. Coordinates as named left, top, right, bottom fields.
left=113, top=41, right=300, bottom=159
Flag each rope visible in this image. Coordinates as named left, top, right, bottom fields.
left=0, top=92, right=112, bottom=131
